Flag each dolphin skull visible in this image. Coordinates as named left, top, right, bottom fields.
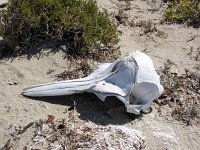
left=22, top=51, right=164, bottom=114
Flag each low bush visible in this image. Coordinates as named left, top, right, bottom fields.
left=0, top=0, right=119, bottom=55
left=164, top=0, right=200, bottom=27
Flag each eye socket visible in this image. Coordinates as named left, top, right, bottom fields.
left=111, top=63, right=118, bottom=73
left=111, top=61, right=126, bottom=73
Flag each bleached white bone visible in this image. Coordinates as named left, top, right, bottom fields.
left=22, top=51, right=164, bottom=114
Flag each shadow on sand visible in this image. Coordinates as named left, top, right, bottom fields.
left=25, top=93, right=144, bottom=126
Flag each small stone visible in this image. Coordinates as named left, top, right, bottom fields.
left=142, top=107, right=152, bottom=114
left=8, top=81, right=18, bottom=85
left=13, top=81, right=18, bottom=85
left=8, top=82, right=13, bottom=85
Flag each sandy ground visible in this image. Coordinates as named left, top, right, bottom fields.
left=0, top=0, right=200, bottom=149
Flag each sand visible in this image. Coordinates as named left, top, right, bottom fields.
left=0, top=0, right=200, bottom=149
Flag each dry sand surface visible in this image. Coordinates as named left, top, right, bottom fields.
left=0, top=0, right=200, bottom=149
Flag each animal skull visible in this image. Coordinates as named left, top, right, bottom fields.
left=22, top=51, right=164, bottom=114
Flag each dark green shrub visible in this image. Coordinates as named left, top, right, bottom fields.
left=0, top=0, right=118, bottom=55
left=164, top=0, right=200, bottom=26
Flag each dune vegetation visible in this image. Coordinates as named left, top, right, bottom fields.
left=164, top=0, right=200, bottom=26
left=0, top=0, right=118, bottom=55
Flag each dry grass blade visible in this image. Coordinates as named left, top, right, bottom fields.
left=15, top=122, right=34, bottom=135
left=0, top=139, right=13, bottom=150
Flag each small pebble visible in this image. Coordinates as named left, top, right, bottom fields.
left=8, top=82, right=13, bottom=85
left=13, top=81, right=18, bottom=85
left=8, top=81, right=18, bottom=85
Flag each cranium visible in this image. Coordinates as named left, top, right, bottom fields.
left=22, top=51, right=164, bottom=114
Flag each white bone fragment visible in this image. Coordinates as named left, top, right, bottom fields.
left=22, top=51, right=164, bottom=114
